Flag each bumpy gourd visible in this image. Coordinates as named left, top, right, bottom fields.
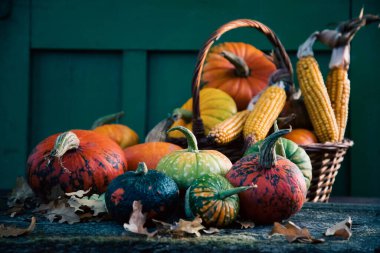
left=157, top=126, right=232, bottom=189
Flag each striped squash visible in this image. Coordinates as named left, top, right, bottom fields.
left=185, top=174, right=253, bottom=227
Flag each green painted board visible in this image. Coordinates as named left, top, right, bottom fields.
left=0, top=0, right=30, bottom=189
left=30, top=51, right=122, bottom=148
left=31, top=0, right=349, bottom=50
left=350, top=0, right=380, bottom=197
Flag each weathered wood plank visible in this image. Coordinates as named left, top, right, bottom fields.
left=1, top=200, right=379, bottom=252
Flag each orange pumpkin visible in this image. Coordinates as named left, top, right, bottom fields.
left=284, top=129, right=318, bottom=145
left=92, top=112, right=139, bottom=149
left=124, top=142, right=182, bottom=171
left=202, top=42, right=276, bottom=110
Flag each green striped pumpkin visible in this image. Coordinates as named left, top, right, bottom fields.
left=157, top=126, right=232, bottom=189
left=185, top=174, right=252, bottom=227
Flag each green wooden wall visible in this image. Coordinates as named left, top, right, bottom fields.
left=0, top=0, right=379, bottom=197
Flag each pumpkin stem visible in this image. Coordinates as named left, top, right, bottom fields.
left=221, top=50, right=250, bottom=77
left=91, top=111, right=125, bottom=129
left=218, top=184, right=257, bottom=200
left=172, top=108, right=193, bottom=122
left=259, top=129, right=291, bottom=169
left=135, top=162, right=148, bottom=175
left=50, top=131, right=80, bottom=158
left=167, top=126, right=198, bottom=152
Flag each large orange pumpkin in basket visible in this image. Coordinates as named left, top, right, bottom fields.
left=202, top=42, right=276, bottom=110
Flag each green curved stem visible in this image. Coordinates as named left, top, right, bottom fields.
left=91, top=111, right=125, bottom=129
left=218, top=184, right=257, bottom=200
left=135, top=162, right=148, bottom=175
left=221, top=50, right=250, bottom=77
left=259, top=129, right=291, bottom=169
left=167, top=126, right=198, bottom=152
left=50, top=131, right=80, bottom=158
left=172, top=108, right=193, bottom=121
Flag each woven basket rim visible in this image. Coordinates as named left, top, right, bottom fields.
left=300, top=139, right=354, bottom=151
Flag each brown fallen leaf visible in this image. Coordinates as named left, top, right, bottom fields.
left=7, top=177, right=35, bottom=207
left=203, top=227, right=220, bottom=234
left=173, top=217, right=205, bottom=237
left=0, top=217, right=36, bottom=238
left=123, top=201, right=156, bottom=237
left=45, top=201, right=80, bottom=224
left=65, top=188, right=92, bottom=198
left=153, top=217, right=206, bottom=238
left=325, top=217, right=352, bottom=240
left=236, top=220, right=255, bottom=229
left=269, top=221, right=324, bottom=244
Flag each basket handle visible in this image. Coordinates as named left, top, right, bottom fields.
left=191, top=19, right=293, bottom=137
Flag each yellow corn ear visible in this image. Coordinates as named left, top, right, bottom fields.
left=243, top=86, right=286, bottom=142
left=208, top=110, right=250, bottom=145
left=296, top=56, right=339, bottom=142
left=326, top=67, right=350, bottom=141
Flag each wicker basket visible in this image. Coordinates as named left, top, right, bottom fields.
left=160, top=19, right=353, bottom=202
left=301, top=140, right=353, bottom=202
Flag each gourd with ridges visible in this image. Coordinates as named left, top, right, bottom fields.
left=92, top=111, right=139, bottom=149
left=27, top=130, right=127, bottom=198
left=157, top=126, right=232, bottom=189
left=245, top=124, right=313, bottom=189
left=168, top=88, right=237, bottom=138
left=185, top=174, right=254, bottom=227
left=226, top=129, right=307, bottom=225
left=105, top=162, right=179, bottom=222
left=202, top=42, right=276, bottom=110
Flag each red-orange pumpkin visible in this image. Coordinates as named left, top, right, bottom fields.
left=284, top=129, right=318, bottom=145
left=202, top=42, right=276, bottom=110
left=124, top=142, right=182, bottom=171
left=27, top=130, right=127, bottom=198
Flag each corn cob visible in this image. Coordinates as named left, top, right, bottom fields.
left=243, top=85, right=286, bottom=143
left=208, top=110, right=250, bottom=145
left=296, top=56, right=339, bottom=142
left=326, top=66, right=350, bottom=141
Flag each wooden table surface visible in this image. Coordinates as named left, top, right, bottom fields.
left=1, top=192, right=380, bottom=253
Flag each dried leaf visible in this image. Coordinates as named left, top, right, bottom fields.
left=123, top=201, right=156, bottom=237
left=269, top=221, right=324, bottom=244
left=0, top=217, right=36, bottom=238
left=203, top=227, right=220, bottom=234
left=173, top=217, right=205, bottom=237
left=67, top=193, right=107, bottom=216
left=44, top=200, right=80, bottom=224
left=7, top=177, right=35, bottom=207
left=65, top=188, right=91, bottom=198
left=325, top=217, right=352, bottom=240
left=236, top=220, right=255, bottom=229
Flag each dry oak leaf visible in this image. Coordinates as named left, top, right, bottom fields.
left=269, top=221, right=324, bottom=244
left=236, top=220, right=255, bottom=229
left=7, top=177, right=35, bottom=207
left=324, top=217, right=352, bottom=240
left=202, top=227, right=220, bottom=234
left=43, top=200, right=80, bottom=224
left=173, top=217, right=205, bottom=237
left=67, top=193, right=107, bottom=216
left=65, top=188, right=92, bottom=198
left=123, top=201, right=156, bottom=237
left=0, top=217, right=36, bottom=238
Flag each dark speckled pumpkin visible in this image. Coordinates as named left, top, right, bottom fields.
left=226, top=129, right=307, bottom=225
left=105, top=162, right=179, bottom=222
left=27, top=130, right=127, bottom=198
